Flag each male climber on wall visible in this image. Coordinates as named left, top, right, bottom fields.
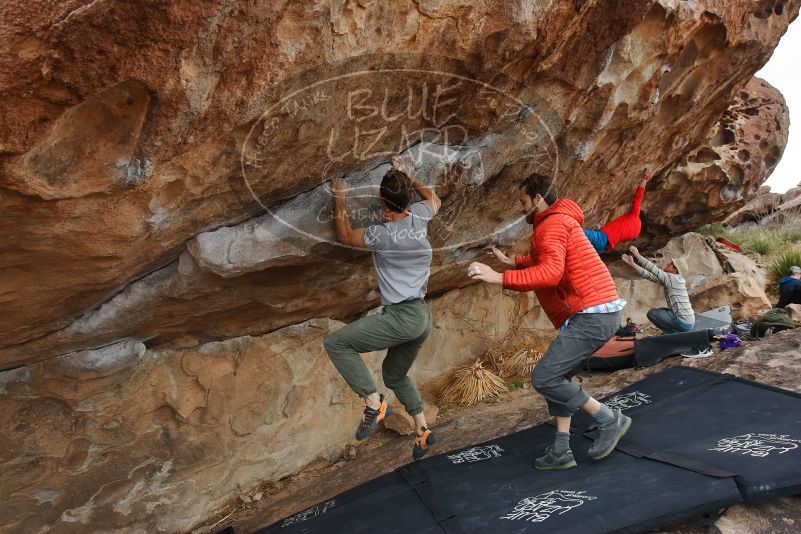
left=323, top=155, right=441, bottom=460
left=472, top=172, right=631, bottom=470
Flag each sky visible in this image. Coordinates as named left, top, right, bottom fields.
left=757, top=19, right=801, bottom=193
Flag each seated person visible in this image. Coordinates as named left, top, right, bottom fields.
left=776, top=265, right=801, bottom=309
left=622, top=247, right=710, bottom=358
left=622, top=246, right=694, bottom=333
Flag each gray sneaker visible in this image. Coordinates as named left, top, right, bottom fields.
left=588, top=408, right=631, bottom=460
left=534, top=445, right=577, bottom=470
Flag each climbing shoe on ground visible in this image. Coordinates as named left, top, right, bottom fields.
left=413, top=427, right=437, bottom=461
left=681, top=345, right=713, bottom=358
left=588, top=408, right=631, bottom=460
left=534, top=445, right=577, bottom=470
left=355, top=395, right=391, bottom=441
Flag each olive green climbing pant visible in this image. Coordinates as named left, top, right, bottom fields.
left=324, top=299, right=432, bottom=416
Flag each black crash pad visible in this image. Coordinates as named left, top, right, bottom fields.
left=399, top=425, right=740, bottom=534
left=634, top=329, right=711, bottom=367
left=264, top=471, right=441, bottom=534
left=632, top=306, right=733, bottom=368
left=599, top=369, right=801, bottom=501
left=254, top=367, right=801, bottom=534
left=569, top=365, right=727, bottom=433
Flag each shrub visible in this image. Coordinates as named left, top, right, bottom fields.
left=506, top=379, right=525, bottom=391
left=744, top=236, right=773, bottom=255
left=699, top=222, right=727, bottom=236
left=781, top=227, right=801, bottom=244
left=766, top=249, right=801, bottom=295
left=433, top=360, right=508, bottom=405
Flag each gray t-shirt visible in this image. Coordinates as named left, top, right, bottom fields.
left=363, top=201, right=433, bottom=305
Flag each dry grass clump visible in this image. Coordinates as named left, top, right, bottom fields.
left=499, top=347, right=544, bottom=379
left=431, top=315, right=555, bottom=405
left=433, top=360, right=508, bottom=405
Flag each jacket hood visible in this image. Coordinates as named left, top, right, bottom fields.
left=533, top=198, right=584, bottom=227
left=780, top=276, right=801, bottom=287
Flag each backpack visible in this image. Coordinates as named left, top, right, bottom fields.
left=750, top=308, right=795, bottom=339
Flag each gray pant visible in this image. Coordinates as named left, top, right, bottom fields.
left=324, top=299, right=431, bottom=416
left=647, top=307, right=692, bottom=334
left=532, top=312, right=621, bottom=417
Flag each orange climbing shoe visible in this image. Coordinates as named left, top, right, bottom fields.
left=413, top=427, right=437, bottom=461
left=355, top=394, right=391, bottom=441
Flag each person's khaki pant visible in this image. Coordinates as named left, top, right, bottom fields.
left=324, top=299, right=431, bottom=416
left=532, top=311, right=621, bottom=417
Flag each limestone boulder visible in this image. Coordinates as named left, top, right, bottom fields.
left=0, top=0, right=797, bottom=368
left=727, top=180, right=801, bottom=226
left=726, top=191, right=787, bottom=225
left=1, top=320, right=370, bottom=534
left=384, top=403, right=440, bottom=437
left=0, top=1, right=798, bottom=532
left=716, top=243, right=768, bottom=289
left=689, top=271, right=772, bottom=320
left=645, top=77, right=789, bottom=242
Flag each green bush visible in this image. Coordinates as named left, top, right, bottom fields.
left=744, top=236, right=773, bottom=255
left=506, top=379, right=524, bottom=391
left=766, top=249, right=801, bottom=295
left=781, top=227, right=801, bottom=244
left=699, top=222, right=727, bottom=236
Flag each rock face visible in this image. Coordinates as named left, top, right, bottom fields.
left=0, top=0, right=797, bottom=532
left=690, top=271, right=772, bottom=320
left=644, top=77, right=789, bottom=243
left=0, top=282, right=551, bottom=534
left=384, top=403, right=440, bottom=436
left=726, top=180, right=801, bottom=225
left=1, top=281, right=535, bottom=531
left=726, top=189, right=787, bottom=225
left=0, top=0, right=796, bottom=369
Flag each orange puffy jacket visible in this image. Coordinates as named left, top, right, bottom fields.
left=502, top=199, right=620, bottom=329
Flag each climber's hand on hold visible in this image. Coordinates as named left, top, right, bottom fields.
left=392, top=155, right=413, bottom=177
left=483, top=246, right=514, bottom=266
left=640, top=167, right=651, bottom=187
left=331, top=177, right=350, bottom=198
left=467, top=262, right=503, bottom=284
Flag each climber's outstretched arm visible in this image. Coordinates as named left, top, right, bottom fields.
left=331, top=177, right=367, bottom=248
left=629, top=172, right=649, bottom=214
